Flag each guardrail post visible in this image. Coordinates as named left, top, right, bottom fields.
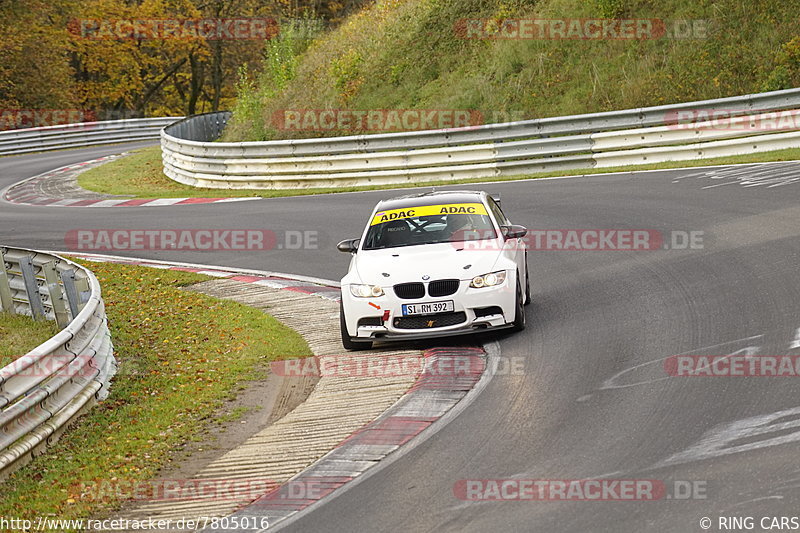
left=18, top=255, right=46, bottom=319
left=74, top=276, right=91, bottom=311
left=0, top=246, right=116, bottom=481
left=0, top=249, right=12, bottom=314
left=61, top=269, right=80, bottom=319
left=42, top=261, right=69, bottom=328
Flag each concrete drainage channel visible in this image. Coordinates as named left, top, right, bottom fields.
left=68, top=254, right=496, bottom=532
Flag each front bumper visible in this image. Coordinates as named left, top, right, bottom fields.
left=342, top=278, right=517, bottom=342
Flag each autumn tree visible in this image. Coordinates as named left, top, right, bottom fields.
left=0, top=0, right=368, bottom=123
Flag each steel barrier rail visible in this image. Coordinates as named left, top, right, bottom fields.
left=593, top=129, right=800, bottom=168
left=162, top=110, right=800, bottom=177
left=0, top=247, right=115, bottom=480
left=163, top=88, right=800, bottom=156
left=160, top=91, right=800, bottom=190
left=0, top=117, right=182, bottom=156
left=161, top=134, right=594, bottom=175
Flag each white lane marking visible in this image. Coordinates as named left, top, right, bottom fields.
left=207, top=197, right=262, bottom=203
left=686, top=162, right=800, bottom=189
left=253, top=279, right=291, bottom=289
left=724, top=165, right=794, bottom=178
left=723, top=495, right=785, bottom=512
left=195, top=270, right=235, bottom=277
left=790, top=328, right=800, bottom=350
left=652, top=406, right=800, bottom=469
left=705, top=166, right=766, bottom=179
left=141, top=198, right=189, bottom=206
left=86, top=199, right=129, bottom=208
left=767, top=177, right=800, bottom=188
left=702, top=181, right=743, bottom=189
left=596, top=336, right=763, bottom=392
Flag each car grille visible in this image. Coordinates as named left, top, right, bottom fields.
left=394, top=282, right=425, bottom=299
left=394, top=280, right=460, bottom=299
left=428, top=279, right=460, bottom=297
left=393, top=312, right=467, bottom=330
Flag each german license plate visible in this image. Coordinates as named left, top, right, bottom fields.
left=402, top=300, right=454, bottom=316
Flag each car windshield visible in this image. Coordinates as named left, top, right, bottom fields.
left=362, top=202, right=497, bottom=250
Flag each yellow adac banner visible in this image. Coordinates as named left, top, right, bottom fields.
left=371, top=203, right=488, bottom=226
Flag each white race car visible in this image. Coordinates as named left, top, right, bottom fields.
left=338, top=190, right=529, bottom=350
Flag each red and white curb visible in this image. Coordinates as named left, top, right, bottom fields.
left=222, top=346, right=490, bottom=532
left=4, top=155, right=260, bottom=208
left=61, top=252, right=496, bottom=532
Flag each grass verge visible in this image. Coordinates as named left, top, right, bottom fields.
left=0, top=260, right=310, bottom=526
left=0, top=313, right=60, bottom=360
left=78, top=145, right=800, bottom=199
left=223, top=0, right=800, bottom=142
left=77, top=147, right=263, bottom=199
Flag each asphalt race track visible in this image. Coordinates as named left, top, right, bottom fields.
left=3, top=144, right=800, bottom=532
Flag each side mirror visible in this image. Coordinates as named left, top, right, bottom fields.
left=337, top=239, right=360, bottom=254
left=501, top=225, right=527, bottom=240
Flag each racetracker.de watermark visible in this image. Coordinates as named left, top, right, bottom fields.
left=68, top=18, right=279, bottom=40
left=453, top=229, right=704, bottom=251
left=271, top=353, right=528, bottom=378
left=0, top=109, right=96, bottom=131
left=64, top=229, right=319, bottom=251
left=1, top=354, right=98, bottom=379
left=72, top=477, right=339, bottom=504
left=665, top=355, right=800, bottom=377
left=455, top=18, right=710, bottom=40
left=74, top=478, right=276, bottom=502
left=665, top=109, right=800, bottom=131
left=454, top=479, right=707, bottom=501
left=271, top=109, right=484, bottom=133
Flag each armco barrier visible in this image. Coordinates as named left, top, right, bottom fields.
left=0, top=117, right=181, bottom=156
left=160, top=88, right=800, bottom=189
left=0, top=247, right=115, bottom=479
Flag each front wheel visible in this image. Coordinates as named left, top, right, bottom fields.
left=524, top=255, right=531, bottom=306
left=340, top=299, right=372, bottom=351
left=512, top=276, right=526, bottom=331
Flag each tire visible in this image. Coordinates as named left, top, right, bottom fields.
left=340, top=299, right=373, bottom=351
left=524, top=255, right=531, bottom=306
left=512, top=275, right=526, bottom=331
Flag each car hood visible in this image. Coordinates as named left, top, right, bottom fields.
left=353, top=242, right=503, bottom=284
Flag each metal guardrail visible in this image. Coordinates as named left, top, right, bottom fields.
left=0, top=247, right=115, bottom=479
left=0, top=117, right=182, bottom=156
left=160, top=88, right=800, bottom=189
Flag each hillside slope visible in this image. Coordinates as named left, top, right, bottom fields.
left=224, top=0, right=800, bottom=141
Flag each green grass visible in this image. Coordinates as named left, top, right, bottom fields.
left=77, top=144, right=800, bottom=199
left=0, top=261, right=311, bottom=526
left=223, top=0, right=800, bottom=142
left=0, top=313, right=60, bottom=361
left=77, top=147, right=263, bottom=199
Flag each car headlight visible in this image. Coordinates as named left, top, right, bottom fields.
left=470, top=270, right=507, bottom=288
left=350, top=284, right=385, bottom=298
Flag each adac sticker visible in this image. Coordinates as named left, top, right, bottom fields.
left=370, top=203, right=488, bottom=226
